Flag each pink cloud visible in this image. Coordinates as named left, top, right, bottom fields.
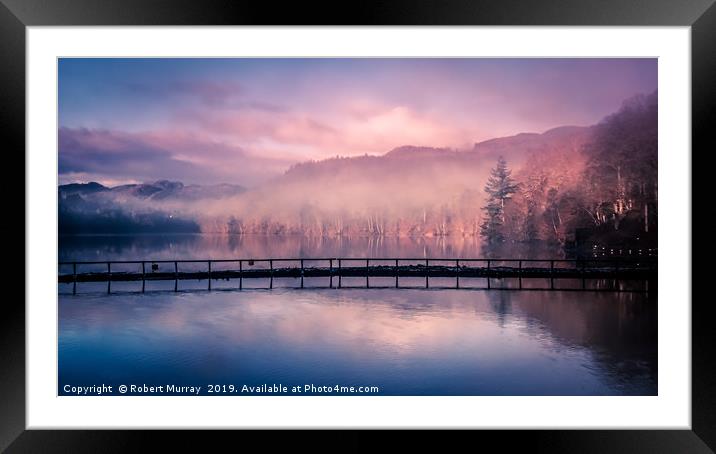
left=172, top=101, right=478, bottom=160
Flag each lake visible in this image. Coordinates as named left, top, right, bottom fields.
left=58, top=234, right=657, bottom=396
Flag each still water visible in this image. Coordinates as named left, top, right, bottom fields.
left=58, top=234, right=657, bottom=396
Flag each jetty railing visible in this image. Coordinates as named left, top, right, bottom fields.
left=59, top=257, right=657, bottom=294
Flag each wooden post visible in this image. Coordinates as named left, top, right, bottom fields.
left=300, top=259, right=304, bottom=288
left=269, top=259, right=273, bottom=289
left=329, top=259, right=333, bottom=288
left=174, top=261, right=178, bottom=292
left=395, top=259, right=399, bottom=288
left=366, top=259, right=369, bottom=288
left=338, top=259, right=342, bottom=288
left=141, top=261, right=145, bottom=293
left=208, top=260, right=212, bottom=291
left=518, top=260, right=522, bottom=290
left=425, top=259, right=429, bottom=289
left=487, top=259, right=491, bottom=290
left=456, top=260, right=460, bottom=289
left=107, top=262, right=111, bottom=294
left=239, top=260, right=243, bottom=290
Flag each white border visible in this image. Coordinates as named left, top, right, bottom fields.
left=27, top=26, right=691, bottom=429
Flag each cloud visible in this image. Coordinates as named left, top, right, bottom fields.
left=58, top=127, right=290, bottom=186
left=174, top=101, right=475, bottom=160
left=58, top=58, right=657, bottom=184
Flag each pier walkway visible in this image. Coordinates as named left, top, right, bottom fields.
left=59, top=257, right=657, bottom=293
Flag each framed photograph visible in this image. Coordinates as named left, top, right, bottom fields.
left=4, top=0, right=711, bottom=450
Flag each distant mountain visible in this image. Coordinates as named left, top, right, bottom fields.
left=374, top=127, right=592, bottom=163
left=59, top=180, right=245, bottom=201
left=469, top=125, right=593, bottom=167
left=57, top=181, right=109, bottom=196
left=58, top=180, right=245, bottom=234
left=383, top=145, right=457, bottom=159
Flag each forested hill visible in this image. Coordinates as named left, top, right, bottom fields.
left=481, top=91, right=657, bottom=252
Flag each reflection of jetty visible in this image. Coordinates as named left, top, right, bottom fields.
left=59, top=258, right=657, bottom=294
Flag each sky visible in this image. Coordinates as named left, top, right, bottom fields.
left=58, top=58, right=657, bottom=187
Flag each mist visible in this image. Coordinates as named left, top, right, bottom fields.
left=59, top=124, right=593, bottom=238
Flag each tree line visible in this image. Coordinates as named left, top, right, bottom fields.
left=479, top=92, right=657, bottom=251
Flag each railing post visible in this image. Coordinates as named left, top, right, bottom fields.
left=300, top=259, right=304, bottom=288
left=456, top=259, right=460, bottom=289
left=239, top=260, right=243, bottom=290
left=107, top=262, right=111, bottom=294
left=174, top=261, right=178, bottom=292
left=208, top=260, right=212, bottom=291
left=518, top=260, right=522, bottom=290
left=425, top=259, right=429, bottom=289
left=269, top=259, right=273, bottom=289
left=141, top=261, right=146, bottom=293
left=329, top=259, right=333, bottom=288
left=395, top=259, right=399, bottom=288
left=366, top=259, right=369, bottom=288
left=487, top=259, right=491, bottom=290
left=338, top=259, right=342, bottom=288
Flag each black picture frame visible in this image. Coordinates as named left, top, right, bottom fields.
left=2, top=0, right=711, bottom=450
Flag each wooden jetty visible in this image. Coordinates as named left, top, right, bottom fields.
left=59, top=257, right=657, bottom=293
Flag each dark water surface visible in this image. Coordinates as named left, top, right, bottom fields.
left=58, top=234, right=657, bottom=396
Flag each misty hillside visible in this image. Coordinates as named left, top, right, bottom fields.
left=471, top=126, right=592, bottom=164
left=285, top=125, right=592, bottom=180
left=57, top=123, right=594, bottom=236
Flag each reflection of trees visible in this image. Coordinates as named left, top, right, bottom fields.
left=61, top=233, right=580, bottom=262
left=481, top=241, right=565, bottom=260
left=489, top=290, right=657, bottom=394
left=489, top=290, right=512, bottom=328
left=227, top=232, right=243, bottom=252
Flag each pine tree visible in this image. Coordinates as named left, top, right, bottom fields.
left=480, top=156, right=518, bottom=243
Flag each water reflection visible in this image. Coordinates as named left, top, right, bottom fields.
left=59, top=288, right=656, bottom=396
left=58, top=233, right=569, bottom=262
